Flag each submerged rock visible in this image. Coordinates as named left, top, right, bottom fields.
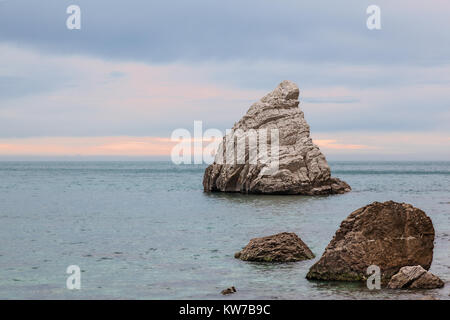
left=235, top=232, right=315, bottom=262
left=306, top=201, right=435, bottom=281
left=388, top=266, right=444, bottom=289
left=221, top=286, right=237, bottom=295
left=203, top=80, right=350, bottom=195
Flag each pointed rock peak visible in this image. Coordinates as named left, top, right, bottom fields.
left=263, top=80, right=299, bottom=102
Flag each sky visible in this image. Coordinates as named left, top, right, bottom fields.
left=0, top=0, right=449, bottom=160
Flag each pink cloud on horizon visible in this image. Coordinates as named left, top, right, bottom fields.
left=0, top=135, right=385, bottom=157
left=0, top=137, right=174, bottom=156
left=0, top=132, right=449, bottom=159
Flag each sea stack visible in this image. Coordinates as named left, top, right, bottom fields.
left=203, top=80, right=350, bottom=195
left=306, top=201, right=435, bottom=281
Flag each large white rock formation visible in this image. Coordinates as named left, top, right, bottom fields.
left=203, top=80, right=350, bottom=195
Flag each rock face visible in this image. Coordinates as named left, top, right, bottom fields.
left=234, top=232, right=315, bottom=262
left=306, top=201, right=435, bottom=281
left=221, top=286, right=237, bottom=295
left=387, top=266, right=444, bottom=289
left=203, top=80, right=350, bottom=195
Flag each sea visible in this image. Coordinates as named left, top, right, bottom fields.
left=0, top=161, right=449, bottom=299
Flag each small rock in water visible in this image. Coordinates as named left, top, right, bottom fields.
left=221, top=286, right=237, bottom=295
left=388, top=266, right=444, bottom=289
left=420, top=296, right=439, bottom=300
left=235, top=232, right=314, bottom=262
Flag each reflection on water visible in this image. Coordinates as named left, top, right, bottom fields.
left=203, top=192, right=323, bottom=215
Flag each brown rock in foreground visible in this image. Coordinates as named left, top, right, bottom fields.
left=203, top=80, right=350, bottom=195
left=388, top=266, right=444, bottom=289
left=306, top=201, right=435, bottom=281
left=235, top=232, right=315, bottom=262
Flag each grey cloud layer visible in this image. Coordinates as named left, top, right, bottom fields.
left=0, top=1, right=449, bottom=142
left=1, top=0, right=449, bottom=65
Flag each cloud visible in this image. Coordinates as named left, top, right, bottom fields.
left=0, top=135, right=220, bottom=157
left=1, top=0, right=449, bottom=159
left=314, top=139, right=370, bottom=150
left=0, top=44, right=266, bottom=137
left=1, top=132, right=448, bottom=160
left=0, top=44, right=449, bottom=146
left=312, top=131, right=450, bottom=160
left=0, top=1, right=449, bottom=66
left=0, top=136, right=174, bottom=156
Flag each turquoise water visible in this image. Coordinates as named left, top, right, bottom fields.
left=0, top=161, right=449, bottom=300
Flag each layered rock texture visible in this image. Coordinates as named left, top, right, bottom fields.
left=387, top=266, right=444, bottom=289
left=306, top=201, right=435, bottom=281
left=203, top=80, right=350, bottom=195
left=234, top=232, right=315, bottom=262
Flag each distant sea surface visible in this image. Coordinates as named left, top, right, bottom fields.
left=0, top=161, right=449, bottom=299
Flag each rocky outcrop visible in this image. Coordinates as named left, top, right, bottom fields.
left=203, top=80, right=350, bottom=195
left=234, top=232, right=315, bottom=262
left=306, top=201, right=435, bottom=281
left=387, top=266, right=444, bottom=289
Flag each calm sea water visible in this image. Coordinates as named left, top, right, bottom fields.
left=0, top=161, right=448, bottom=300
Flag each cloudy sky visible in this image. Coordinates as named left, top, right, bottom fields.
left=0, top=0, right=449, bottom=160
